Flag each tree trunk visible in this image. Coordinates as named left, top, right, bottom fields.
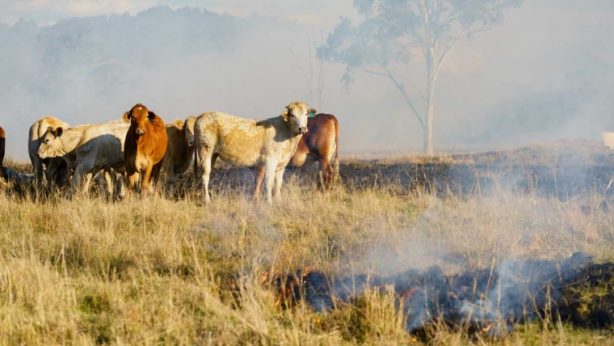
left=424, top=100, right=434, bottom=155
left=423, top=46, right=436, bottom=155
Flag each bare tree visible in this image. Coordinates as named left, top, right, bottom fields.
left=318, top=0, right=522, bottom=154
left=292, top=36, right=328, bottom=110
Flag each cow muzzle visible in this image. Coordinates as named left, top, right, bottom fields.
left=136, top=128, right=146, bottom=136
left=298, top=127, right=308, bottom=134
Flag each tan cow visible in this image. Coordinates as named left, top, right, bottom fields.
left=28, top=116, right=71, bottom=189
left=194, top=101, right=314, bottom=204
left=37, top=120, right=130, bottom=195
left=290, top=113, right=340, bottom=190
left=162, top=116, right=197, bottom=192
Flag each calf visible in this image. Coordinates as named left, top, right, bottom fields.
left=194, top=101, right=314, bottom=204
left=162, top=116, right=197, bottom=192
left=28, top=116, right=71, bottom=189
left=290, top=113, right=340, bottom=189
left=38, top=120, right=130, bottom=195
left=123, top=104, right=168, bottom=193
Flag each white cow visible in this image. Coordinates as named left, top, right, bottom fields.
left=37, top=120, right=129, bottom=195
left=194, top=101, right=314, bottom=204
left=28, top=116, right=71, bottom=190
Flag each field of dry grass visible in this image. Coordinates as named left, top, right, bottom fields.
left=0, top=151, right=613, bottom=344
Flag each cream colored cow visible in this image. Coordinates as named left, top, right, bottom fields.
left=37, top=120, right=130, bottom=195
left=194, top=101, right=314, bottom=204
left=28, top=116, right=71, bottom=189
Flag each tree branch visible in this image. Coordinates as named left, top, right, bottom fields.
left=383, top=68, right=426, bottom=131
left=361, top=67, right=426, bottom=130
left=361, top=68, right=388, bottom=78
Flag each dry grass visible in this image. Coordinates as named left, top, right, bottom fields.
left=0, top=170, right=612, bottom=344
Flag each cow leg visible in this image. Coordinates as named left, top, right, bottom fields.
left=165, top=164, right=177, bottom=196
left=273, top=167, right=285, bottom=202
left=252, top=166, right=265, bottom=202
left=71, top=164, right=88, bottom=196
left=320, top=159, right=334, bottom=190
left=44, top=159, right=58, bottom=193
left=82, top=172, right=94, bottom=195
left=109, top=170, right=125, bottom=200
left=152, top=162, right=162, bottom=183
left=197, top=150, right=214, bottom=204
left=48, top=158, right=71, bottom=191
left=116, top=171, right=125, bottom=200
left=127, top=172, right=140, bottom=192
left=71, top=169, right=90, bottom=196
left=103, top=170, right=114, bottom=197
left=141, top=164, right=154, bottom=194
left=264, top=160, right=277, bottom=205
left=32, top=156, right=44, bottom=190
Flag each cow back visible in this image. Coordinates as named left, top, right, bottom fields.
left=196, top=112, right=274, bottom=167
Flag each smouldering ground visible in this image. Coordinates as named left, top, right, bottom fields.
left=0, top=167, right=612, bottom=345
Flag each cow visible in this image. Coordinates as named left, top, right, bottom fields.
left=123, top=104, right=168, bottom=193
left=162, top=116, right=197, bottom=192
left=28, top=116, right=71, bottom=190
left=289, top=113, right=340, bottom=190
left=194, top=101, right=314, bottom=204
left=0, top=126, right=5, bottom=179
left=37, top=120, right=130, bottom=196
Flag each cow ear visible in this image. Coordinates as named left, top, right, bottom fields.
left=307, top=108, right=317, bottom=117
left=122, top=111, right=131, bottom=122
left=54, top=127, right=63, bottom=137
left=281, top=110, right=289, bottom=120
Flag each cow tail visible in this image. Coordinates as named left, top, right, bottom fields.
left=193, top=139, right=199, bottom=186
left=333, top=115, right=340, bottom=178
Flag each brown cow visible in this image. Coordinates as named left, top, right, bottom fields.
left=0, top=126, right=5, bottom=179
left=290, top=113, right=340, bottom=189
left=123, top=104, right=168, bottom=193
left=162, top=117, right=197, bottom=192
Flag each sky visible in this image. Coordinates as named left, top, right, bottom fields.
left=1, top=0, right=613, bottom=159
left=0, top=0, right=354, bottom=27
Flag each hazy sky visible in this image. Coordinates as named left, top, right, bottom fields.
left=0, top=0, right=354, bottom=28
left=1, top=0, right=613, bottom=159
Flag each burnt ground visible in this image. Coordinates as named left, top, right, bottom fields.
left=267, top=253, right=614, bottom=338
left=208, top=141, right=614, bottom=200
left=2, top=140, right=614, bottom=201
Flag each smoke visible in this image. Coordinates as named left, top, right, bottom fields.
left=1, top=1, right=613, bottom=159
left=0, top=6, right=336, bottom=159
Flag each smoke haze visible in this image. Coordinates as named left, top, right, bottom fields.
left=1, top=0, right=613, bottom=159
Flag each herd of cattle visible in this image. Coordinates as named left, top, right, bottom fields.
left=0, top=101, right=340, bottom=203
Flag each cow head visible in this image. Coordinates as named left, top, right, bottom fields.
left=282, top=102, right=315, bottom=135
left=38, top=127, right=65, bottom=159
left=124, top=103, right=156, bottom=136
left=184, top=116, right=197, bottom=147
